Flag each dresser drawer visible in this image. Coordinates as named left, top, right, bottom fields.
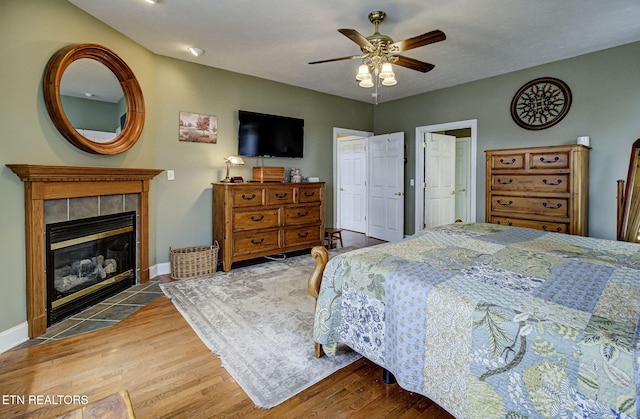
left=233, top=208, right=280, bottom=231
left=529, top=150, right=570, bottom=169
left=267, top=187, right=295, bottom=205
left=233, top=231, right=280, bottom=256
left=284, top=225, right=322, bottom=247
left=491, top=174, right=569, bottom=192
left=491, top=216, right=568, bottom=233
left=231, top=188, right=264, bottom=207
left=298, top=186, right=323, bottom=203
left=284, top=205, right=321, bottom=225
left=491, top=195, right=569, bottom=217
left=491, top=153, right=525, bottom=170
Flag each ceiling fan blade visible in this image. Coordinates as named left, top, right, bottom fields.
left=393, top=55, right=435, bottom=73
left=392, top=29, right=446, bottom=52
left=309, top=55, right=361, bottom=65
left=338, top=28, right=374, bottom=49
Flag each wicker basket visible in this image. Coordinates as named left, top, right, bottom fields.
left=169, top=242, right=219, bottom=280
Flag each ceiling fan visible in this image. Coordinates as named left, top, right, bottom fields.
left=309, top=11, right=446, bottom=82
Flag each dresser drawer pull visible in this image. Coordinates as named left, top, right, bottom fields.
left=542, top=225, right=562, bottom=232
left=250, top=214, right=264, bottom=222
left=496, top=220, right=513, bottom=226
left=297, top=210, right=309, bottom=217
left=542, top=179, right=563, bottom=186
left=497, top=199, right=513, bottom=206
left=542, top=202, right=563, bottom=209
left=539, top=156, right=560, bottom=163
left=241, top=193, right=256, bottom=200
left=298, top=232, right=309, bottom=238
left=250, top=238, right=265, bottom=245
left=304, top=191, right=316, bottom=197
left=275, top=193, right=288, bottom=199
left=499, top=158, right=516, bottom=165
left=496, top=179, right=513, bottom=185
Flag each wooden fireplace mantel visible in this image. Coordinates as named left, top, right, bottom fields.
left=7, top=164, right=163, bottom=338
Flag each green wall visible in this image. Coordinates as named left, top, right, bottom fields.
left=374, top=41, right=640, bottom=239
left=0, top=0, right=372, bottom=337
left=61, top=95, right=123, bottom=132
left=151, top=56, right=372, bottom=254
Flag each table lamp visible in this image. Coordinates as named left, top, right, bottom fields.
left=221, top=155, right=245, bottom=182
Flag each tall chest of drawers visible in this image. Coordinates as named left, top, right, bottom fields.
left=212, top=182, right=325, bottom=271
left=485, top=144, right=589, bottom=235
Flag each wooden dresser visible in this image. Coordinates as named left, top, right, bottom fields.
left=212, top=182, right=325, bottom=271
left=485, top=144, right=589, bottom=235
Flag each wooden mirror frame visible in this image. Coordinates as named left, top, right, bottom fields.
left=617, top=138, right=640, bottom=242
left=43, top=44, right=145, bottom=155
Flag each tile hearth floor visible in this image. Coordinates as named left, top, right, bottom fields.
left=11, top=280, right=165, bottom=350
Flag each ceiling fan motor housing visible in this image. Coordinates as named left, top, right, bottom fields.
left=365, top=10, right=394, bottom=49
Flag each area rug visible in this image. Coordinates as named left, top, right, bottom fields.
left=160, top=249, right=361, bottom=409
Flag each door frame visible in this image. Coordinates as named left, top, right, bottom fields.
left=333, top=127, right=373, bottom=230
left=414, top=120, right=478, bottom=233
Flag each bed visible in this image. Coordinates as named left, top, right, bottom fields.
left=308, top=222, right=640, bottom=419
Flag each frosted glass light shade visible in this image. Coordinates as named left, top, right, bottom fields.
left=379, top=62, right=394, bottom=79
left=382, top=76, right=397, bottom=86
left=359, top=79, right=374, bottom=88
left=356, top=64, right=371, bottom=81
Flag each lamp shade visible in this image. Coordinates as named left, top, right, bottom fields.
left=381, top=76, right=397, bottom=86
left=225, top=156, right=245, bottom=165
left=379, top=62, right=394, bottom=79
left=356, top=64, right=371, bottom=81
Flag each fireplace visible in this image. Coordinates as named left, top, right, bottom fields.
left=7, top=164, right=163, bottom=338
left=46, top=212, right=136, bottom=325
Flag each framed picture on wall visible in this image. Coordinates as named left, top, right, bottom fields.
left=179, top=111, right=218, bottom=143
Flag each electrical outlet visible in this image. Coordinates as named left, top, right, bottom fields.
left=167, top=170, right=175, bottom=181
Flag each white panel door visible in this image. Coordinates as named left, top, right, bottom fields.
left=368, top=132, right=404, bottom=242
left=424, top=133, right=456, bottom=228
left=337, top=137, right=368, bottom=233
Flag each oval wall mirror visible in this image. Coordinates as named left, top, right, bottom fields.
left=43, top=44, right=145, bottom=155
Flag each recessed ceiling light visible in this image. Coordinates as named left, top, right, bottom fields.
left=188, top=47, right=204, bottom=57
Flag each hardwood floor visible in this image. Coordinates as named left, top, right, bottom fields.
left=0, top=232, right=454, bottom=418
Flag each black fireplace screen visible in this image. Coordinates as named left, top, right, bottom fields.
left=46, top=212, right=136, bottom=325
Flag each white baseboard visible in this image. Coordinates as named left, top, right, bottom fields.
left=153, top=262, right=171, bottom=278
left=0, top=322, right=29, bottom=354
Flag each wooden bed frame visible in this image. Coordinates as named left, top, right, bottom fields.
left=308, top=246, right=329, bottom=358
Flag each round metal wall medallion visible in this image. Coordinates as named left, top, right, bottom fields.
left=510, top=77, right=572, bottom=130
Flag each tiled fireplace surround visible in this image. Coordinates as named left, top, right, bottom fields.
left=7, top=165, right=163, bottom=338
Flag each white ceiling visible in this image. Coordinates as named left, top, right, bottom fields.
left=68, top=0, right=640, bottom=104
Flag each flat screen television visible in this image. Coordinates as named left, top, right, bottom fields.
left=237, top=110, right=304, bottom=158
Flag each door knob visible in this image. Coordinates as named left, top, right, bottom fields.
left=394, top=192, right=404, bottom=196
left=451, top=190, right=455, bottom=195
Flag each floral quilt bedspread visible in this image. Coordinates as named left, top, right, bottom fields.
left=313, top=223, right=640, bottom=418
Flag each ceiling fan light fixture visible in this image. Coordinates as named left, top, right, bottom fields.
left=356, top=64, right=371, bottom=81
left=382, top=76, right=397, bottom=86
left=379, top=62, right=394, bottom=79
left=144, top=0, right=158, bottom=4
left=359, top=78, right=374, bottom=88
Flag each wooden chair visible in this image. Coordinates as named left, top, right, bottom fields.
left=324, top=228, right=343, bottom=249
